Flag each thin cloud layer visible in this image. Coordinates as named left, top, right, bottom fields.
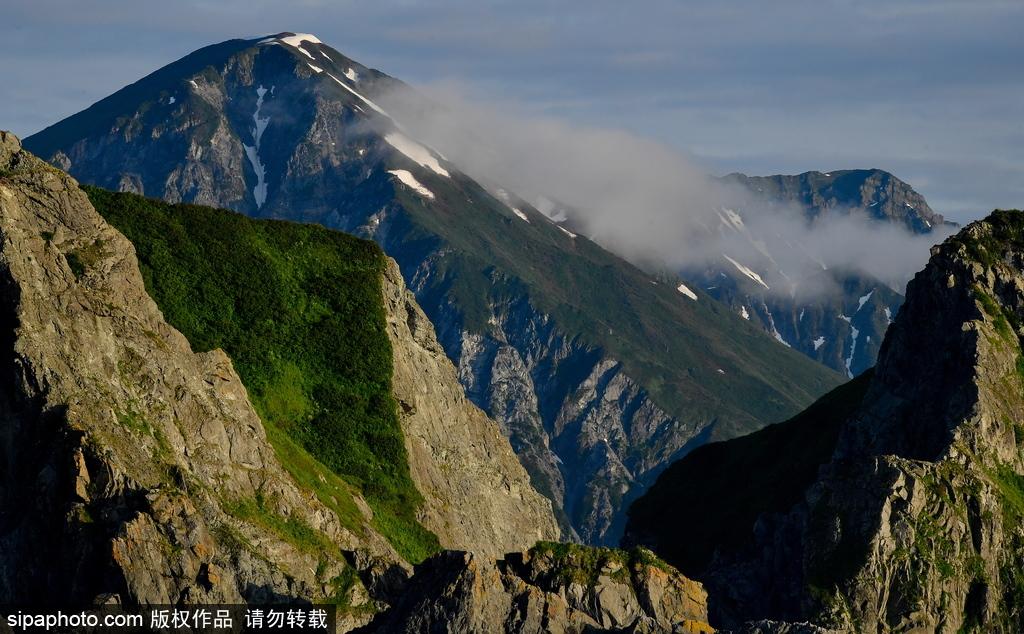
left=379, top=83, right=954, bottom=298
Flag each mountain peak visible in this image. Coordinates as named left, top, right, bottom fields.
left=723, top=167, right=953, bottom=234
left=840, top=208, right=1024, bottom=461
left=21, top=36, right=844, bottom=546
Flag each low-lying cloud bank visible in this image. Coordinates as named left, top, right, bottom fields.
left=377, top=83, right=954, bottom=298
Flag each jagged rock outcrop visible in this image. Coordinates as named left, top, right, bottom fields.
left=0, top=131, right=404, bottom=627
left=360, top=543, right=713, bottom=633
left=382, top=258, right=560, bottom=556
left=648, top=210, right=1024, bottom=632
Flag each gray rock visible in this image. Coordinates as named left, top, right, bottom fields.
left=382, top=257, right=560, bottom=556
left=702, top=210, right=1024, bottom=632
left=0, top=133, right=399, bottom=619
left=361, top=546, right=713, bottom=633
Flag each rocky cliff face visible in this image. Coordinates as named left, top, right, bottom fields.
left=0, top=130, right=402, bottom=627
left=360, top=543, right=713, bottom=634
left=431, top=285, right=701, bottom=543
left=632, top=209, right=1024, bottom=632
left=25, top=33, right=842, bottom=545
left=381, top=257, right=559, bottom=557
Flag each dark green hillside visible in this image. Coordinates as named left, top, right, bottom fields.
left=85, top=185, right=440, bottom=563
left=624, top=371, right=872, bottom=575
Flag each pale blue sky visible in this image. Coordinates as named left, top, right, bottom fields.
left=2, top=0, right=1021, bottom=222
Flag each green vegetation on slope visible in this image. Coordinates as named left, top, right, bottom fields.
left=625, top=371, right=872, bottom=575
left=85, top=185, right=440, bottom=563
left=948, top=210, right=1024, bottom=270
left=528, top=541, right=673, bottom=587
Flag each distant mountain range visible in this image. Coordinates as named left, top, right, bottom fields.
left=23, top=33, right=841, bottom=544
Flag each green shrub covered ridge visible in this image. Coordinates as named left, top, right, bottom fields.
left=85, top=185, right=440, bottom=563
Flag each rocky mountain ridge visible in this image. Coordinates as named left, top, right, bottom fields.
left=24, top=32, right=842, bottom=544
left=0, top=130, right=397, bottom=623
left=629, top=208, right=1024, bottom=632
left=361, top=543, right=713, bottom=633
left=381, top=255, right=560, bottom=557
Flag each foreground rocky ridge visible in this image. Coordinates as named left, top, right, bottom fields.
left=633, top=209, right=1024, bottom=632
left=381, top=257, right=560, bottom=557
left=360, top=543, right=713, bottom=633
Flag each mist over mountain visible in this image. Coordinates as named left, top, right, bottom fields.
left=376, top=84, right=953, bottom=299
left=375, top=84, right=955, bottom=375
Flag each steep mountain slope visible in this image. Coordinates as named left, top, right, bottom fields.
left=24, top=33, right=843, bottom=543
left=628, top=209, right=1024, bottom=632
left=0, top=132, right=711, bottom=633
left=680, top=169, right=956, bottom=378
left=625, top=372, right=873, bottom=576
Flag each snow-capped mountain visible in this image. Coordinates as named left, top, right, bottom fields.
left=24, top=33, right=842, bottom=544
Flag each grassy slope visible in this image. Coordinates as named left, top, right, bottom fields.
left=86, top=185, right=440, bottom=563
left=625, top=371, right=872, bottom=576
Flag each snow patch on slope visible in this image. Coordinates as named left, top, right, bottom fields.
left=723, top=254, right=770, bottom=290
left=813, top=336, right=826, bottom=351
left=242, top=84, right=271, bottom=209
left=763, top=303, right=790, bottom=347
left=512, top=208, right=530, bottom=223
left=676, top=283, right=698, bottom=301
left=387, top=169, right=435, bottom=199
left=718, top=207, right=745, bottom=231
left=384, top=132, right=449, bottom=177
left=857, top=289, right=874, bottom=313
left=325, top=72, right=389, bottom=116
left=274, top=33, right=321, bottom=59
left=845, top=325, right=860, bottom=378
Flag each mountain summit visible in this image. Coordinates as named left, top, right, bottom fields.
left=24, top=34, right=842, bottom=543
